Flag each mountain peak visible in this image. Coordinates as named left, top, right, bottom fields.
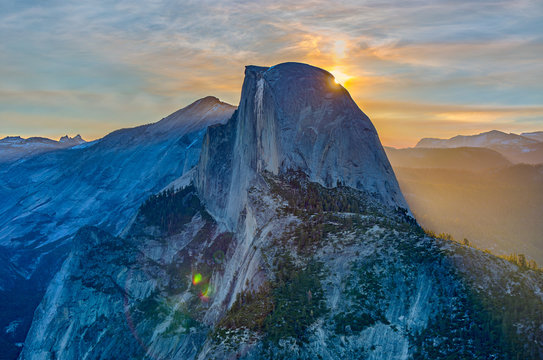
left=153, top=96, right=236, bottom=135
left=415, top=130, right=543, bottom=164
left=1, top=136, right=22, bottom=142
left=197, top=62, right=408, bottom=228
left=486, top=129, right=506, bottom=135
left=0, top=134, right=86, bottom=163
left=188, top=95, right=226, bottom=108
left=245, top=62, right=334, bottom=77
left=58, top=134, right=86, bottom=144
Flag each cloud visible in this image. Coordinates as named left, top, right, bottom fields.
left=357, top=98, right=543, bottom=147
left=0, top=0, right=542, bottom=143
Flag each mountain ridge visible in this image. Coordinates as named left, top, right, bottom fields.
left=385, top=146, right=512, bottom=171
left=415, top=129, right=543, bottom=164
left=416, top=130, right=541, bottom=148
left=0, top=97, right=235, bottom=358
left=0, top=135, right=86, bottom=163
left=522, top=131, right=543, bottom=142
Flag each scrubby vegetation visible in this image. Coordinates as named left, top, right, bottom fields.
left=163, top=308, right=198, bottom=336
left=413, top=270, right=543, bottom=360
left=139, top=185, right=210, bottom=235
left=264, top=255, right=328, bottom=345
left=422, top=229, right=543, bottom=359
left=215, top=253, right=328, bottom=346
left=424, top=228, right=542, bottom=272
left=265, top=170, right=420, bottom=252
left=412, top=290, right=501, bottom=359
left=133, top=292, right=169, bottom=324
left=217, top=284, right=273, bottom=331
left=264, top=170, right=373, bottom=217
left=334, top=260, right=389, bottom=334
left=498, top=253, right=541, bottom=271
left=469, top=285, right=543, bottom=359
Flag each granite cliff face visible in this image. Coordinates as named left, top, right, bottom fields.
left=17, top=64, right=543, bottom=360
left=197, top=63, right=407, bottom=229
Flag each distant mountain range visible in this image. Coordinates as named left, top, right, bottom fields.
left=0, top=135, right=86, bottom=163
left=521, top=131, right=543, bottom=142
left=416, top=130, right=543, bottom=164
left=385, top=146, right=511, bottom=171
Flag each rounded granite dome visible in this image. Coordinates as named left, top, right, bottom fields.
left=197, top=62, right=409, bottom=229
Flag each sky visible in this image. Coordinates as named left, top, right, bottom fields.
left=1, top=0, right=542, bottom=147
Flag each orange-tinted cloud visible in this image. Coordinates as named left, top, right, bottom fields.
left=1, top=0, right=542, bottom=143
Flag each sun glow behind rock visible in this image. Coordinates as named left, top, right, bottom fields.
left=329, top=68, right=352, bottom=86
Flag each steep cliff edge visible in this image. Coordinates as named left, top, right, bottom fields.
left=197, top=63, right=407, bottom=229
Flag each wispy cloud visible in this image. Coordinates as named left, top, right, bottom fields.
left=359, top=99, right=543, bottom=147
left=1, top=0, right=542, bottom=145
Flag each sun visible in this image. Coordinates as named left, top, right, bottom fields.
left=329, top=68, right=352, bottom=86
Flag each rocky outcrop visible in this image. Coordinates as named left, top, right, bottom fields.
left=197, top=63, right=407, bottom=229
left=19, top=173, right=543, bottom=360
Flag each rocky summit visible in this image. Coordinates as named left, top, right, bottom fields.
left=16, top=63, right=543, bottom=360
left=197, top=63, right=407, bottom=230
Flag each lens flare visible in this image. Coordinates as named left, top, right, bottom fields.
left=192, top=272, right=202, bottom=285
left=199, top=284, right=213, bottom=302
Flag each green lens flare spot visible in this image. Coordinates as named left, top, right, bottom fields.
left=192, top=273, right=202, bottom=285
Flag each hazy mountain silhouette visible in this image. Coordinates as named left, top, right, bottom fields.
left=416, top=130, right=543, bottom=164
